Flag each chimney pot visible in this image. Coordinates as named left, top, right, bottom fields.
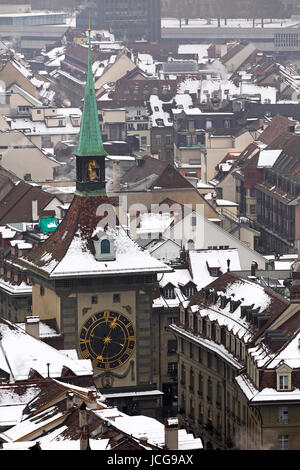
left=25, top=315, right=40, bottom=339
left=164, top=417, right=179, bottom=450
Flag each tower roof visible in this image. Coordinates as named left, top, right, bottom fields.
left=74, top=31, right=108, bottom=158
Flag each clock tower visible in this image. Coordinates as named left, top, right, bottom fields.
left=16, top=29, right=171, bottom=418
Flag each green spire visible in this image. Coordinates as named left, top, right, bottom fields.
left=74, top=29, right=108, bottom=158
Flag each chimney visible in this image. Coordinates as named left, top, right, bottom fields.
left=32, top=200, right=38, bottom=222
left=66, top=391, right=75, bottom=410
left=227, top=258, right=231, bottom=272
left=289, top=260, right=300, bottom=301
left=164, top=417, right=178, bottom=450
left=112, top=160, right=121, bottom=192
left=25, top=315, right=40, bottom=339
left=79, top=401, right=90, bottom=450
left=251, top=261, right=258, bottom=278
left=87, top=390, right=98, bottom=409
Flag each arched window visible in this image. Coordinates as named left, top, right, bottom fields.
left=101, top=239, right=110, bottom=254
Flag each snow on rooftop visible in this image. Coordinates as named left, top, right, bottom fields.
left=189, top=249, right=241, bottom=290
left=177, top=78, right=277, bottom=104
left=0, top=319, right=93, bottom=381
left=162, top=17, right=300, bottom=29
left=266, top=332, right=300, bottom=370
left=9, top=108, right=82, bottom=136
left=26, top=225, right=171, bottom=279
left=257, top=149, right=282, bottom=168
left=137, top=212, right=174, bottom=235
left=178, top=44, right=210, bottom=63
left=104, top=414, right=202, bottom=450
left=149, top=94, right=173, bottom=127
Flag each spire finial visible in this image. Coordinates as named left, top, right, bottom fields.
left=88, top=11, right=91, bottom=35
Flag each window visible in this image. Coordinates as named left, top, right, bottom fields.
left=101, top=239, right=110, bottom=254
left=189, top=312, right=194, bottom=330
left=141, top=136, right=147, bottom=146
left=168, top=362, right=177, bottom=376
left=168, top=317, right=177, bottom=325
left=206, top=120, right=212, bottom=129
left=210, top=268, right=219, bottom=277
left=190, top=368, right=194, bottom=391
left=215, top=325, right=221, bottom=343
left=198, top=373, right=203, bottom=397
left=185, top=285, right=196, bottom=298
left=168, top=340, right=177, bottom=354
left=164, top=287, right=175, bottom=299
left=40, top=285, right=45, bottom=296
left=207, top=376, right=212, bottom=402
left=278, top=375, right=289, bottom=391
left=113, top=293, right=120, bottom=303
left=91, top=296, right=98, bottom=304
left=278, top=435, right=288, bottom=450
left=181, top=363, right=186, bottom=385
left=155, top=135, right=161, bottom=145
left=198, top=317, right=203, bottom=334
left=166, top=134, right=172, bottom=144
left=206, top=320, right=212, bottom=338
left=216, top=382, right=222, bottom=405
left=207, top=352, right=212, bottom=368
left=198, top=347, right=202, bottom=363
left=189, top=343, right=193, bottom=358
left=278, top=406, right=288, bottom=424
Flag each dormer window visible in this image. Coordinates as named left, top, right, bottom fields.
left=276, top=364, right=292, bottom=391
left=197, top=316, right=203, bottom=334
left=184, top=282, right=196, bottom=298
left=164, top=286, right=175, bottom=299
left=92, top=233, right=116, bottom=262
left=206, top=319, right=212, bottom=338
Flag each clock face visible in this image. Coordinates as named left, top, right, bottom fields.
left=79, top=310, right=136, bottom=370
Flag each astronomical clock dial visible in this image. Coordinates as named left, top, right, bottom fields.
left=79, top=311, right=136, bottom=370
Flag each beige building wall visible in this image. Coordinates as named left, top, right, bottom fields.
left=174, top=146, right=202, bottom=166
left=32, top=283, right=61, bottom=326
left=102, top=109, right=126, bottom=124
left=203, top=131, right=253, bottom=183
left=112, top=188, right=220, bottom=220
left=260, top=405, right=300, bottom=450
left=1, top=147, right=58, bottom=180
left=95, top=53, right=136, bottom=92
left=223, top=43, right=257, bottom=73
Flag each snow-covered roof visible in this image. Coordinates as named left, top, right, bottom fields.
left=177, top=78, right=277, bottom=104
left=0, top=318, right=93, bottom=381
left=257, top=149, right=282, bottom=168
left=96, top=411, right=203, bottom=450
left=23, top=225, right=171, bottom=279
left=236, top=374, right=300, bottom=404
left=8, top=108, right=82, bottom=136
left=189, top=249, right=241, bottom=290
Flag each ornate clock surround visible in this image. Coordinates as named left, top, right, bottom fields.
left=79, top=310, right=136, bottom=370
